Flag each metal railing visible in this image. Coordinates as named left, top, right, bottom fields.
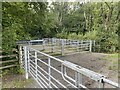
left=17, top=38, right=95, bottom=55
left=16, top=40, right=43, bottom=45
left=42, top=38, right=94, bottom=55
left=19, top=45, right=119, bottom=89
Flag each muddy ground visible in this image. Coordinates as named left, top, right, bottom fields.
left=2, top=51, right=118, bottom=88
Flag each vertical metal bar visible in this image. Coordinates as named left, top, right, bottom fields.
left=77, top=40, right=79, bottom=52
left=89, top=40, right=92, bottom=52
left=61, top=40, right=64, bottom=56
left=75, top=72, right=78, bottom=86
left=27, top=48, right=30, bottom=72
left=75, top=72, right=82, bottom=88
left=99, top=79, right=104, bottom=89
left=48, top=57, right=51, bottom=87
left=24, top=46, right=28, bottom=79
left=81, top=40, right=83, bottom=51
left=42, top=39, right=45, bottom=50
left=78, top=73, right=82, bottom=88
left=19, top=45, right=23, bottom=68
left=64, top=66, right=67, bottom=75
left=51, top=38, right=54, bottom=53
left=35, top=51, right=37, bottom=79
left=94, top=40, right=95, bottom=52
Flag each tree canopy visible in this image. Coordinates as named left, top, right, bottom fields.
left=2, top=2, right=120, bottom=53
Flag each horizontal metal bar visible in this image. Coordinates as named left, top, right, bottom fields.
left=29, top=67, right=36, bottom=76
left=64, top=73, right=87, bottom=88
left=37, top=58, right=48, bottom=66
left=37, top=58, right=62, bottom=75
left=62, top=61, right=106, bottom=81
left=37, top=69, right=58, bottom=88
left=29, top=63, right=36, bottom=70
left=37, top=73, right=49, bottom=88
left=37, top=77, right=48, bottom=88
left=37, top=65, right=66, bottom=88
left=29, top=53, right=35, bottom=57
left=30, top=60, right=35, bottom=65
left=103, top=78, right=119, bottom=88
left=50, top=65, right=62, bottom=74
left=28, top=47, right=64, bottom=63
left=30, top=40, right=43, bottom=42
left=29, top=71, right=44, bottom=88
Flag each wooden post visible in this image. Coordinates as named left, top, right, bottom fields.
left=24, top=46, right=28, bottom=79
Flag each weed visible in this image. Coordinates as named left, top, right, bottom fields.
left=108, top=66, right=112, bottom=70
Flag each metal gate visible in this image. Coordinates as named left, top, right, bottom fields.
left=19, top=45, right=119, bottom=89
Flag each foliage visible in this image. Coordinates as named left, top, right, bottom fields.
left=67, top=33, right=84, bottom=40
left=56, top=28, right=68, bottom=38
left=83, top=30, right=97, bottom=40
left=2, top=2, right=48, bottom=53
left=2, top=2, right=119, bottom=54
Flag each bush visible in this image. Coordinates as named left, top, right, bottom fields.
left=56, top=28, right=68, bottom=39
left=67, top=33, right=84, bottom=40
left=83, top=30, right=97, bottom=40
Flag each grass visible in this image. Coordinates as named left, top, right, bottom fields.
left=2, top=77, right=32, bottom=88
left=102, top=53, right=118, bottom=71
left=108, top=53, right=118, bottom=59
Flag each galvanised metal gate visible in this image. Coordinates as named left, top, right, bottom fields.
left=17, top=38, right=95, bottom=56
left=19, top=45, right=119, bottom=89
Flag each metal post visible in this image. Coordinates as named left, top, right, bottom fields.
left=48, top=58, right=51, bottom=87
left=61, top=40, right=64, bottom=56
left=81, top=40, right=83, bottom=51
left=43, top=40, right=45, bottom=50
left=19, top=45, right=23, bottom=68
left=35, top=51, right=37, bottom=79
left=64, top=66, right=67, bottom=75
left=77, top=40, right=79, bottom=52
left=24, top=46, right=28, bottom=79
left=70, top=40, right=72, bottom=46
left=94, top=40, right=95, bottom=52
left=51, top=38, right=54, bottom=53
left=75, top=72, right=82, bottom=88
left=89, top=40, right=92, bottom=52
left=99, top=79, right=104, bottom=89
left=28, top=41, right=31, bottom=45
left=78, top=73, right=82, bottom=88
left=27, top=48, right=30, bottom=72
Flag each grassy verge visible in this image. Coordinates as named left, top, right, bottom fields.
left=102, top=53, right=118, bottom=71
left=2, top=76, right=32, bottom=88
